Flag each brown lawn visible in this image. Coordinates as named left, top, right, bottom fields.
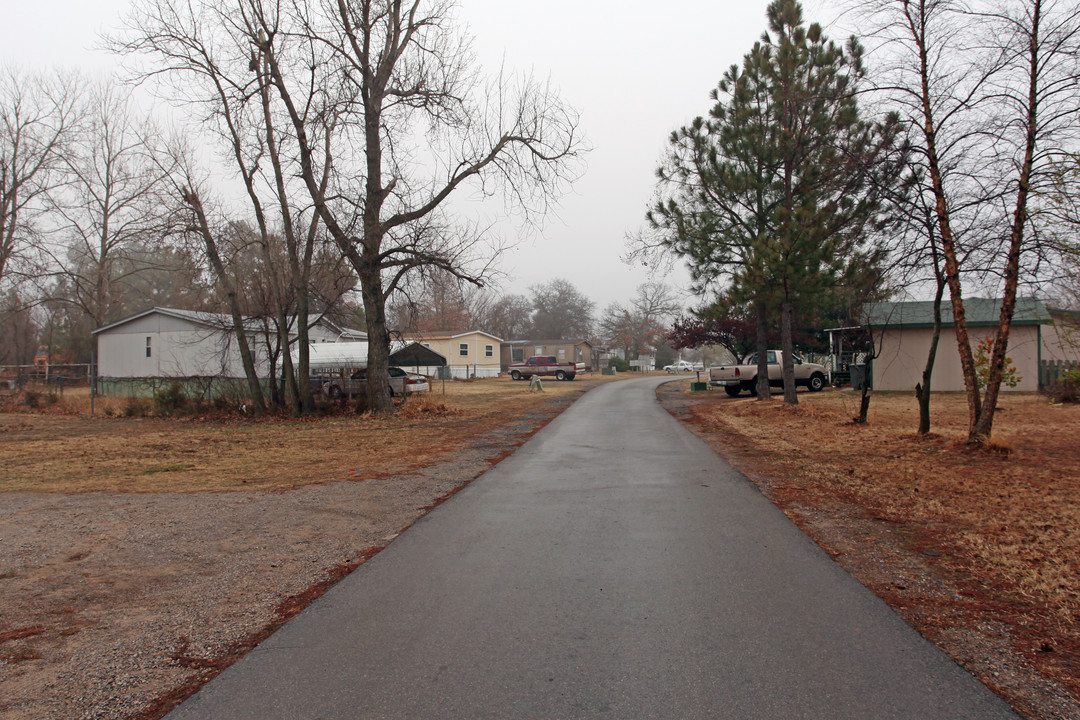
left=0, top=376, right=610, bottom=493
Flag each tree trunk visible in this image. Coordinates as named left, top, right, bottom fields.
left=918, top=278, right=946, bottom=435
left=295, top=289, right=313, bottom=414
left=182, top=188, right=265, bottom=415
left=780, top=299, right=798, bottom=406
left=910, top=8, right=982, bottom=436
left=754, top=297, right=772, bottom=400
left=970, top=0, right=1042, bottom=444
left=857, top=386, right=871, bottom=424
left=359, top=245, right=393, bottom=414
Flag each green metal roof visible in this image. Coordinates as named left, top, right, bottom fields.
left=864, top=297, right=1052, bottom=328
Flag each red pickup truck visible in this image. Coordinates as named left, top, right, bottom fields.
left=508, top=356, right=584, bottom=381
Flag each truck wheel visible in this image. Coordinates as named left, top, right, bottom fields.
left=555, top=370, right=566, bottom=381
left=724, top=386, right=741, bottom=397
left=510, top=370, right=521, bottom=381
left=808, top=373, right=826, bottom=392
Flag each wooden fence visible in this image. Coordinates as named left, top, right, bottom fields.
left=1040, top=359, right=1079, bottom=388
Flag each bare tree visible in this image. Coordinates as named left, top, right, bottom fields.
left=1, top=66, right=81, bottom=287
left=599, top=281, right=680, bottom=360
left=388, top=266, right=479, bottom=335
left=121, top=0, right=583, bottom=413
left=43, top=83, right=173, bottom=329
left=159, top=138, right=268, bottom=414
left=858, top=0, right=1080, bottom=443
left=119, top=0, right=369, bottom=414
left=473, top=291, right=533, bottom=340
left=529, top=278, right=595, bottom=340
left=0, top=288, right=41, bottom=366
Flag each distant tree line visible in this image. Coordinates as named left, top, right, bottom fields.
left=387, top=271, right=684, bottom=365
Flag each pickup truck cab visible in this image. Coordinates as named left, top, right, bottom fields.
left=508, top=355, right=584, bottom=381
left=709, top=350, right=827, bottom=397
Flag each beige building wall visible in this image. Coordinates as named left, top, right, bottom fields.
left=405, top=331, right=503, bottom=378
left=1043, top=313, right=1080, bottom=362
left=875, top=325, right=1043, bottom=392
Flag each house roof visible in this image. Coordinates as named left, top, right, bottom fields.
left=864, top=297, right=1052, bottom=328
left=93, top=307, right=366, bottom=338
left=402, top=330, right=504, bottom=343
left=285, top=314, right=366, bottom=339
left=92, top=307, right=252, bottom=335
left=501, top=338, right=593, bottom=347
left=295, top=340, right=447, bottom=370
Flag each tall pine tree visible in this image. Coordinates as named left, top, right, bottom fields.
left=649, top=0, right=906, bottom=404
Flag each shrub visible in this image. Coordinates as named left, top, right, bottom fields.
left=122, top=397, right=152, bottom=417
left=44, top=393, right=59, bottom=405
left=608, top=357, right=630, bottom=372
left=22, top=390, right=40, bottom=409
left=1045, top=368, right=1080, bottom=404
left=154, top=382, right=187, bottom=416
left=973, top=335, right=1022, bottom=389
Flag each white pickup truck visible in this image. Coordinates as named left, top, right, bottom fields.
left=709, top=350, right=827, bottom=397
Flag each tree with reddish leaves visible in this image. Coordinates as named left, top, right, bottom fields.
left=667, top=315, right=757, bottom=363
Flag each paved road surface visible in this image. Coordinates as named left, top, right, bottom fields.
left=169, top=376, right=1019, bottom=719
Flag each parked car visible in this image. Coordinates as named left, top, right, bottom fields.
left=399, top=369, right=430, bottom=393
left=664, top=360, right=702, bottom=373
left=324, top=367, right=428, bottom=399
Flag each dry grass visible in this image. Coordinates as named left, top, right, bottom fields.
left=682, top=388, right=1080, bottom=700
left=0, top=374, right=623, bottom=493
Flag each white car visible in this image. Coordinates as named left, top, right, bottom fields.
left=400, top=369, right=430, bottom=393
left=664, top=361, right=700, bottom=373
left=324, top=366, right=429, bottom=398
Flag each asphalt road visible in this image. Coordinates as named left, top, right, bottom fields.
left=169, top=376, right=1020, bottom=719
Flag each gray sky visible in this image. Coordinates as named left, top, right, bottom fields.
left=3, top=0, right=837, bottom=312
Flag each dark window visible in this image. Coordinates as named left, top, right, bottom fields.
left=485, top=344, right=494, bottom=357
left=145, top=337, right=152, bottom=358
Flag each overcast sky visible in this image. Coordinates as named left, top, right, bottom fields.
left=3, top=0, right=839, bottom=313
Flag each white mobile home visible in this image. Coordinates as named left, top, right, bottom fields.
left=93, top=307, right=366, bottom=379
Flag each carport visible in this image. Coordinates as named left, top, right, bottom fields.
left=295, top=341, right=448, bottom=375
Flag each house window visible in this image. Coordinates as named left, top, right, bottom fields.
left=557, top=348, right=566, bottom=360
left=145, top=337, right=152, bottom=358
left=512, top=348, right=524, bottom=362
left=534, top=346, right=544, bottom=357
left=485, top=344, right=494, bottom=358
left=459, top=342, right=469, bottom=357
